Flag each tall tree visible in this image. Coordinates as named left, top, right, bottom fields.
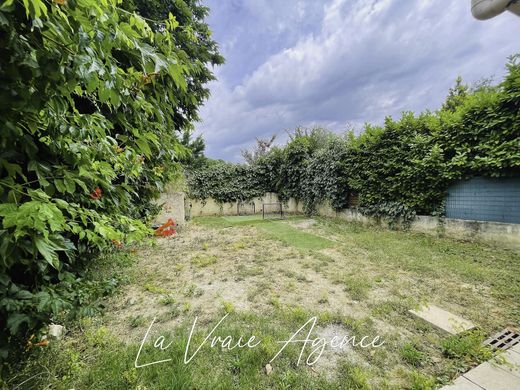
left=241, top=135, right=277, bottom=165
left=442, top=76, right=469, bottom=112
left=127, top=0, right=225, bottom=130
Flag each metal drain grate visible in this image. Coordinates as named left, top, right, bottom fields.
left=484, top=328, right=520, bottom=351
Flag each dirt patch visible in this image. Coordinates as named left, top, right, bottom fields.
left=311, top=324, right=364, bottom=379
left=105, top=222, right=353, bottom=342
left=104, top=220, right=394, bottom=346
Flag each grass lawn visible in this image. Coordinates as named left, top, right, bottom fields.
left=8, top=216, right=520, bottom=389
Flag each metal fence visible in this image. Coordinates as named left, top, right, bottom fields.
left=445, top=176, right=520, bottom=224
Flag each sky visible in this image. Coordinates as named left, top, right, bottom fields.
left=196, top=0, right=520, bottom=162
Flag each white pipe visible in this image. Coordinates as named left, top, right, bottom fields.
left=471, top=0, right=510, bottom=20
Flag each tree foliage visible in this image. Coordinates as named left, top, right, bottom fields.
left=187, top=161, right=264, bottom=203
left=179, top=129, right=206, bottom=167
left=241, top=135, right=277, bottom=165
left=127, top=0, right=224, bottom=130
left=0, top=0, right=220, bottom=360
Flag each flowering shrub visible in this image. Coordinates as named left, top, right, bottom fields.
left=0, top=0, right=220, bottom=359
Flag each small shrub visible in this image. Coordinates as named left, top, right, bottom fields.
left=441, top=330, right=493, bottom=363
left=400, top=343, right=426, bottom=367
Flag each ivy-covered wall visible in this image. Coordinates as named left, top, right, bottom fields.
left=187, top=55, right=520, bottom=224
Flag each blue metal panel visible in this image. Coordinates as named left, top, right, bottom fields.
left=445, top=177, right=520, bottom=224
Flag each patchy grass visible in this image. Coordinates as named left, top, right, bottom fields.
left=400, top=343, right=427, bottom=367
left=191, top=254, right=218, bottom=267
left=144, top=283, right=170, bottom=295
left=222, top=215, right=265, bottom=223
left=193, top=215, right=269, bottom=228
left=258, top=220, right=335, bottom=250
left=343, top=274, right=372, bottom=301
left=7, top=216, right=519, bottom=389
left=8, top=310, right=391, bottom=390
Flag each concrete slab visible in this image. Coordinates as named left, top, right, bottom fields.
left=511, top=342, right=520, bottom=355
left=409, top=304, right=475, bottom=334
left=440, top=376, right=484, bottom=389
left=496, top=349, right=520, bottom=378
left=464, top=362, right=520, bottom=390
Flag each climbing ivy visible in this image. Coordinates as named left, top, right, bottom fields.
left=186, top=55, right=520, bottom=224
left=302, top=137, right=350, bottom=214
left=186, top=161, right=264, bottom=203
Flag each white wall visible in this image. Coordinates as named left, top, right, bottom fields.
left=186, top=193, right=303, bottom=217
left=158, top=192, right=520, bottom=250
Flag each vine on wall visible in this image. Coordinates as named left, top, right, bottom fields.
left=187, top=55, right=520, bottom=225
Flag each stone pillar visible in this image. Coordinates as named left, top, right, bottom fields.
left=155, top=191, right=186, bottom=226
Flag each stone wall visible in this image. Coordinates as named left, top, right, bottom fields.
left=157, top=191, right=520, bottom=250
left=154, top=189, right=186, bottom=226
left=186, top=193, right=303, bottom=218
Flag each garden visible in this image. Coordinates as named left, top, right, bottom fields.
left=1, top=0, right=519, bottom=389
left=6, top=216, right=520, bottom=388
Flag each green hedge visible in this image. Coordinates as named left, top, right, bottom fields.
left=187, top=55, right=520, bottom=221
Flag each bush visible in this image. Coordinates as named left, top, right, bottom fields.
left=186, top=161, right=264, bottom=203
left=186, top=55, right=520, bottom=222
left=0, top=0, right=220, bottom=361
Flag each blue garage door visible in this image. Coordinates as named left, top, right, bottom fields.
left=445, top=177, right=520, bottom=224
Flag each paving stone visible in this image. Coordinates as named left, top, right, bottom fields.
left=47, top=324, right=65, bottom=340
left=511, top=342, right=520, bottom=354
left=464, top=362, right=520, bottom=390
left=440, top=376, right=484, bottom=389
left=496, top=349, right=520, bottom=378
left=408, top=304, right=475, bottom=334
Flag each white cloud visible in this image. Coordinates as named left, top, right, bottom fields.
left=198, top=0, right=520, bottom=161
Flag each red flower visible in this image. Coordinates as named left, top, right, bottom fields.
left=111, top=240, right=124, bottom=249
left=34, top=339, right=49, bottom=347
left=155, top=219, right=176, bottom=237
left=90, top=187, right=102, bottom=200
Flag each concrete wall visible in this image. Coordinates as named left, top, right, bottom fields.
left=155, top=189, right=186, bottom=226
left=159, top=192, right=519, bottom=250
left=316, top=202, right=520, bottom=251
left=417, top=216, right=520, bottom=251
left=186, top=193, right=303, bottom=218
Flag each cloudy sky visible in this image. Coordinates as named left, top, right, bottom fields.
left=196, top=0, right=519, bottom=161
